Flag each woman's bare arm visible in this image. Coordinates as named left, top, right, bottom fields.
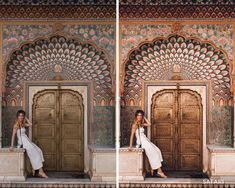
left=25, top=117, right=32, bottom=127
left=142, top=117, right=151, bottom=127
left=10, top=125, right=17, bottom=151
left=128, top=124, right=136, bottom=149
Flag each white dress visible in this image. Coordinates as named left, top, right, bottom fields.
left=17, top=127, right=44, bottom=170
left=135, top=126, right=163, bottom=169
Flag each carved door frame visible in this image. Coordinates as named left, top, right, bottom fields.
left=142, top=80, right=212, bottom=173
left=22, top=80, right=93, bottom=173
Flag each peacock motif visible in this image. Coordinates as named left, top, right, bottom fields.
left=5, top=35, right=113, bottom=106
left=124, top=35, right=232, bottom=105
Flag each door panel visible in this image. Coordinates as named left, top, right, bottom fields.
left=33, top=91, right=57, bottom=171
left=33, top=89, right=84, bottom=172
left=151, top=89, right=202, bottom=171
left=151, top=91, right=175, bottom=170
left=179, top=91, right=202, bottom=171
left=60, top=91, right=84, bottom=171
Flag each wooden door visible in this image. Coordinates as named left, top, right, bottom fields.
left=60, top=90, right=84, bottom=171
left=33, top=89, right=84, bottom=172
left=151, top=89, right=202, bottom=171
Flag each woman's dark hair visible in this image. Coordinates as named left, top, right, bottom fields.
left=135, top=110, right=144, bottom=117
left=16, top=110, right=26, bottom=118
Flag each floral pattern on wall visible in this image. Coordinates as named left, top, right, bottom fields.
left=121, top=24, right=234, bottom=63
left=64, top=24, right=115, bottom=61
left=182, top=24, right=234, bottom=61
left=121, top=24, right=172, bottom=62
left=2, top=25, right=53, bottom=62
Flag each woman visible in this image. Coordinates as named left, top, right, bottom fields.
left=10, top=110, right=48, bottom=178
left=128, top=110, right=167, bottom=178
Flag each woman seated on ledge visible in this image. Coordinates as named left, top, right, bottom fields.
left=10, top=110, right=48, bottom=178
left=128, top=110, right=167, bottom=178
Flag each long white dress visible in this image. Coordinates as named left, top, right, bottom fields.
left=135, top=126, right=163, bottom=169
left=17, top=127, right=44, bottom=170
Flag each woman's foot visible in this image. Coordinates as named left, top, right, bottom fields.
left=32, top=170, right=35, bottom=177
left=150, top=169, right=154, bottom=176
left=157, top=171, right=167, bottom=178
left=38, top=171, right=48, bottom=178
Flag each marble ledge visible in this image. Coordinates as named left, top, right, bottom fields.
left=0, top=148, right=25, bottom=153
left=88, top=145, right=115, bottom=153
left=207, top=145, right=235, bottom=152
left=119, top=147, right=144, bottom=152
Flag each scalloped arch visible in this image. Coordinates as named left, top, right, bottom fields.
left=123, top=34, right=233, bottom=105
left=4, top=34, right=113, bottom=105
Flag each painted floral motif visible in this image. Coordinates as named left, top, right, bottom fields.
left=64, top=25, right=115, bottom=61
left=2, top=25, right=53, bottom=61
left=121, top=24, right=172, bottom=61
left=182, top=24, right=234, bottom=60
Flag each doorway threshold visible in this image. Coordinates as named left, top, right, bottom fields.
left=27, top=171, right=90, bottom=181
left=145, top=171, right=208, bottom=179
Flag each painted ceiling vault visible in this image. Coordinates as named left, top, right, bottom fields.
left=124, top=35, right=232, bottom=105
left=4, top=35, right=113, bottom=105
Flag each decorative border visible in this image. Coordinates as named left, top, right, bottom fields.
left=0, top=183, right=116, bottom=188
left=0, top=6, right=116, bottom=20
left=119, top=183, right=233, bottom=187
left=120, top=5, right=235, bottom=20
left=120, top=0, right=235, bottom=5
left=0, top=0, right=115, bottom=5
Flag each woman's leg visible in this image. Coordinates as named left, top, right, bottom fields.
left=150, top=167, right=154, bottom=176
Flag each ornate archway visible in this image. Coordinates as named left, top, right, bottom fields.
left=122, top=34, right=233, bottom=106
left=4, top=34, right=113, bottom=106
left=121, top=34, right=234, bottom=147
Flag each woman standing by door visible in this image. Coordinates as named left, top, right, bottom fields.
left=128, top=110, right=167, bottom=178
left=10, top=110, right=48, bottom=178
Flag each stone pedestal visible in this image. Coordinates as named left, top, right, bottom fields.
left=0, top=148, right=26, bottom=181
left=88, top=146, right=116, bottom=182
left=119, top=147, right=145, bottom=181
left=207, top=145, right=235, bottom=182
